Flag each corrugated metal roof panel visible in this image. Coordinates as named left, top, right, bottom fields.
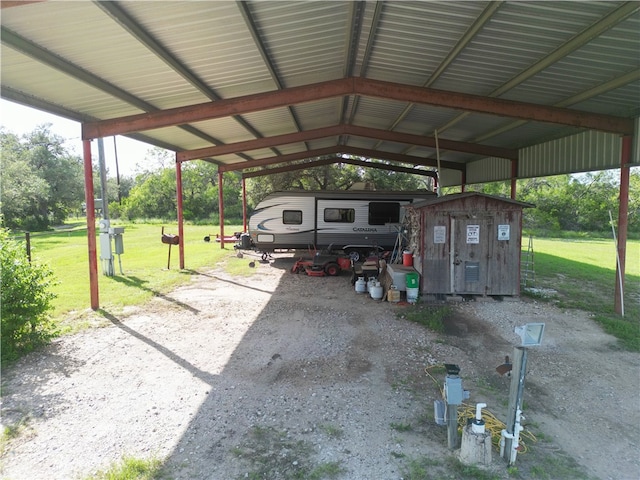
left=364, top=2, right=491, bottom=85
left=248, top=2, right=351, bottom=87
left=294, top=99, right=342, bottom=131
left=466, top=157, right=512, bottom=184
left=519, top=130, right=623, bottom=177
left=121, top=1, right=278, bottom=99
left=1, top=0, right=638, bottom=181
left=352, top=97, right=409, bottom=130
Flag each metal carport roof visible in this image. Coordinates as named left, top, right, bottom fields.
left=1, top=1, right=638, bottom=313
left=2, top=1, right=638, bottom=183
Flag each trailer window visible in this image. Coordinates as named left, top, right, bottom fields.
left=369, top=202, right=401, bottom=225
left=283, top=210, right=302, bottom=225
left=324, top=208, right=355, bottom=223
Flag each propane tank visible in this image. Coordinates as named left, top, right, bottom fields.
left=387, top=285, right=400, bottom=303
left=355, top=277, right=366, bottom=294
left=366, top=277, right=377, bottom=292
left=370, top=281, right=384, bottom=300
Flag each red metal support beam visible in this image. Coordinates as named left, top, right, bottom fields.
left=218, top=171, right=225, bottom=249
left=83, top=77, right=634, bottom=141
left=82, top=139, right=99, bottom=310
left=510, top=158, right=518, bottom=199
left=83, top=78, right=353, bottom=140
left=354, top=78, right=634, bottom=135
left=176, top=157, right=185, bottom=270
left=178, top=125, right=517, bottom=163
left=241, top=156, right=437, bottom=179
left=615, top=136, right=631, bottom=315
left=218, top=145, right=465, bottom=174
left=242, top=177, right=247, bottom=233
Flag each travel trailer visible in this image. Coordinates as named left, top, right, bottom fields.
left=248, top=190, right=436, bottom=261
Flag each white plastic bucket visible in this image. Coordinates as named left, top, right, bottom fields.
left=406, top=287, right=419, bottom=303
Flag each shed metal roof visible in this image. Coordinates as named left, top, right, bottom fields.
left=2, top=1, right=638, bottom=185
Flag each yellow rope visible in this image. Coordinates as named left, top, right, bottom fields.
left=424, top=365, right=537, bottom=453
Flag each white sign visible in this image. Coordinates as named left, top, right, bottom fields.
left=433, top=225, right=446, bottom=244
left=466, top=225, right=480, bottom=244
left=498, top=224, right=510, bottom=241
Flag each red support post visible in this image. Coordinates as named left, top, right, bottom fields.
left=242, top=177, right=247, bottom=232
left=510, top=158, right=518, bottom=199
left=176, top=157, right=185, bottom=270
left=615, top=136, right=631, bottom=315
left=218, top=171, right=225, bottom=248
left=83, top=139, right=99, bottom=310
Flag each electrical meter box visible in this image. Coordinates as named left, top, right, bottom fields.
left=109, top=227, right=125, bottom=255
left=445, top=376, right=463, bottom=405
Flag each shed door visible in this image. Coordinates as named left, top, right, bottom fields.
left=452, top=216, right=492, bottom=295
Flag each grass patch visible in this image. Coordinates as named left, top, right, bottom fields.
left=319, top=423, right=343, bottom=438
left=398, top=305, right=452, bottom=333
left=528, top=238, right=640, bottom=351
left=390, top=422, right=413, bottom=432
left=84, top=456, right=163, bottom=480
left=232, top=425, right=344, bottom=480
left=21, top=222, right=245, bottom=322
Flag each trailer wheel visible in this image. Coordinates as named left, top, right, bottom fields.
left=346, top=249, right=360, bottom=262
left=324, top=262, right=340, bottom=276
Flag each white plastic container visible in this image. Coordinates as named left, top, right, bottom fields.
left=370, top=281, right=384, bottom=300
left=406, top=287, right=419, bottom=303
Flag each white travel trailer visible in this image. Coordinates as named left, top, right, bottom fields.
left=248, top=190, right=436, bottom=261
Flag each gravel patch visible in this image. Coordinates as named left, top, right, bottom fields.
left=1, top=253, right=638, bottom=480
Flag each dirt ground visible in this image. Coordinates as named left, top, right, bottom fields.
left=1, top=252, right=639, bottom=480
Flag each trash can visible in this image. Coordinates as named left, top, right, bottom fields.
left=240, top=233, right=252, bottom=250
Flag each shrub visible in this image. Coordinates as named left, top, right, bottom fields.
left=1, top=228, right=57, bottom=364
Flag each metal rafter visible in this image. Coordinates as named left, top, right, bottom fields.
left=95, top=1, right=259, bottom=160
left=0, top=26, right=226, bottom=149
left=177, top=124, right=517, bottom=162
left=412, top=0, right=640, bottom=154
left=218, top=145, right=463, bottom=173
left=376, top=1, right=503, bottom=149
left=83, top=77, right=634, bottom=141
left=242, top=156, right=438, bottom=179
left=473, top=68, right=640, bottom=144
left=338, top=2, right=368, bottom=131
left=237, top=0, right=300, bottom=153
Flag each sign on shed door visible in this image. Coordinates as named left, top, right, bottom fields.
left=452, top=216, right=491, bottom=294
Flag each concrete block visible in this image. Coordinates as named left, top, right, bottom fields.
left=459, top=425, right=492, bottom=466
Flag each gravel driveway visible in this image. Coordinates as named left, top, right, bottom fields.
left=1, top=253, right=638, bottom=480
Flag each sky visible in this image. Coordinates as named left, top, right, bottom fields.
left=0, top=99, right=164, bottom=177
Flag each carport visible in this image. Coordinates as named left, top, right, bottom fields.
left=1, top=1, right=638, bottom=313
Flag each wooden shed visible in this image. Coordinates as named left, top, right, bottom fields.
left=404, top=193, right=533, bottom=297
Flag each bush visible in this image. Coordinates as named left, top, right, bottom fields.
left=1, top=228, right=57, bottom=364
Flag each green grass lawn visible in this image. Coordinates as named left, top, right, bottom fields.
left=22, top=225, right=640, bottom=350
left=526, top=237, right=639, bottom=350
left=26, top=222, right=248, bottom=325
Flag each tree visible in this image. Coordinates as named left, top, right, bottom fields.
left=0, top=126, right=84, bottom=230
left=117, top=162, right=243, bottom=222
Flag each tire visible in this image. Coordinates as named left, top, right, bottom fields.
left=324, top=262, right=340, bottom=276
left=346, top=249, right=360, bottom=262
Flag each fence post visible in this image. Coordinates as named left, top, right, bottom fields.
left=25, top=231, right=31, bottom=262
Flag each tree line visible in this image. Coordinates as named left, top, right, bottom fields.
left=1, top=126, right=638, bottom=236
